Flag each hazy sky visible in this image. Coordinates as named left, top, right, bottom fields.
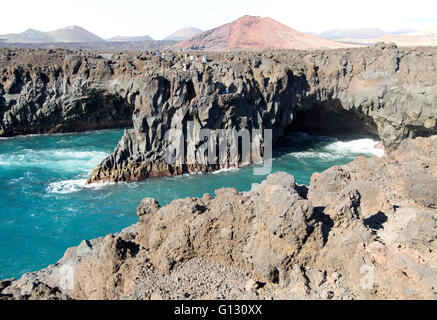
left=1, top=0, right=436, bottom=39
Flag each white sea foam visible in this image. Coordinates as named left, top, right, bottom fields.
left=285, top=138, right=384, bottom=160
left=323, top=138, right=384, bottom=157
left=0, top=149, right=108, bottom=171
left=46, top=179, right=87, bottom=194
left=290, top=150, right=339, bottom=160
left=46, top=179, right=116, bottom=194
left=211, top=167, right=240, bottom=174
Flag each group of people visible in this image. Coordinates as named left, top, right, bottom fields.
left=184, top=53, right=207, bottom=63
left=150, top=50, right=208, bottom=72
left=182, top=53, right=207, bottom=71
left=154, top=50, right=166, bottom=59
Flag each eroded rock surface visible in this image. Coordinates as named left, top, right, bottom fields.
left=1, top=45, right=436, bottom=183
left=2, top=136, right=435, bottom=300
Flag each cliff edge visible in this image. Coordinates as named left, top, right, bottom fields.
left=1, top=45, right=436, bottom=184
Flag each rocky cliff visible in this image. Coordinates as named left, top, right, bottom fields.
left=88, top=43, right=437, bottom=183
left=0, top=48, right=136, bottom=135
left=1, top=44, right=436, bottom=183
left=1, top=136, right=435, bottom=300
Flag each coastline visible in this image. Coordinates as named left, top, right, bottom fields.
left=0, top=44, right=436, bottom=300
left=1, top=135, right=435, bottom=300
left=1, top=45, right=436, bottom=184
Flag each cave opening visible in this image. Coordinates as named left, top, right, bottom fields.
left=284, top=102, right=379, bottom=140
left=273, top=100, right=382, bottom=153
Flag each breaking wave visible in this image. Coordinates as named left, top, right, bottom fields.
left=46, top=179, right=116, bottom=194
left=0, top=149, right=108, bottom=172
left=211, top=167, right=240, bottom=174
left=323, top=138, right=384, bottom=157
left=286, top=138, right=384, bottom=160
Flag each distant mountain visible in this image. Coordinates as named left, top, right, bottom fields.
left=164, top=27, right=203, bottom=41
left=0, top=26, right=103, bottom=43
left=174, top=15, right=346, bottom=50
left=0, top=29, right=53, bottom=43
left=333, top=26, right=437, bottom=47
left=389, top=29, right=417, bottom=35
left=46, top=26, right=103, bottom=42
left=319, top=28, right=387, bottom=40
left=107, top=35, right=154, bottom=42
left=369, top=28, right=437, bottom=47
left=21, top=29, right=53, bottom=42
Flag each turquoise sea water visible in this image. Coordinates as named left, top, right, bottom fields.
left=0, top=128, right=383, bottom=279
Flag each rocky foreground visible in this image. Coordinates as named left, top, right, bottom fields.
left=1, top=136, right=435, bottom=300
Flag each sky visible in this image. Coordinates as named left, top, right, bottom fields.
left=1, top=0, right=437, bottom=39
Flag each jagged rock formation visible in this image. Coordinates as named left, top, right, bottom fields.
left=0, top=48, right=139, bottom=135
left=0, top=44, right=436, bottom=182
left=1, top=136, right=435, bottom=300
left=89, top=43, right=436, bottom=183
